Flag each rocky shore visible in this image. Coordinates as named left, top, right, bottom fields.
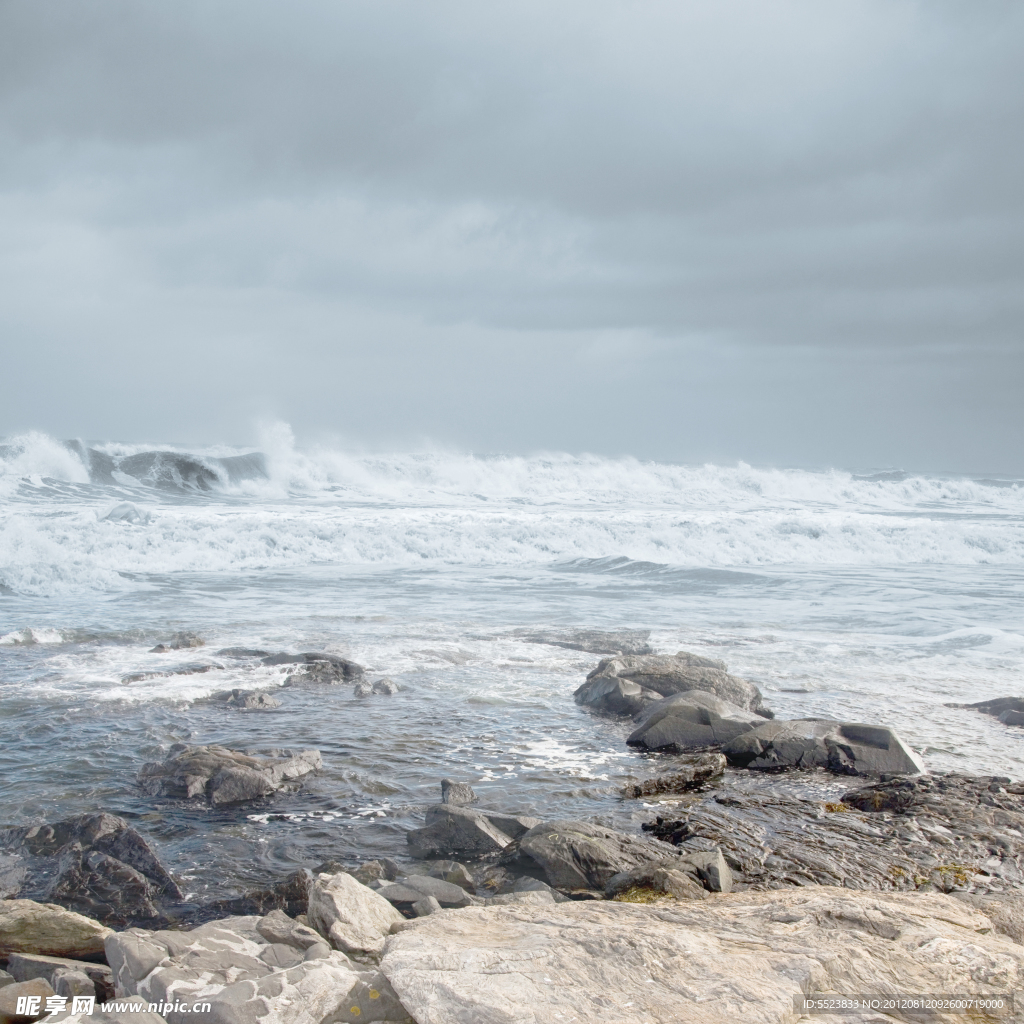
left=2, top=646, right=1023, bottom=1023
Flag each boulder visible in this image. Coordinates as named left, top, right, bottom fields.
left=223, top=689, right=281, bottom=710
left=627, top=691, right=765, bottom=753
left=507, top=819, right=668, bottom=890
left=0, top=814, right=183, bottom=928
left=378, top=888, right=1024, bottom=1024
left=138, top=745, right=321, bottom=805
left=413, top=897, right=441, bottom=918
left=407, top=806, right=515, bottom=861
left=5, top=953, right=113, bottom=1002
left=626, top=752, right=726, bottom=797
left=371, top=678, right=399, bottom=695
left=575, top=650, right=771, bottom=718
left=149, top=632, right=204, bottom=653
left=0, top=901, right=112, bottom=960
left=440, top=778, right=476, bottom=806
left=422, top=860, right=475, bottom=893
left=398, top=875, right=475, bottom=909
left=604, top=861, right=708, bottom=902
left=279, top=654, right=364, bottom=683
left=202, top=869, right=311, bottom=920
left=722, top=718, right=925, bottom=775
left=104, top=912, right=409, bottom=1024
left=946, top=696, right=1024, bottom=727
left=0, top=978, right=54, bottom=1022
left=306, top=872, right=404, bottom=956
left=51, top=967, right=96, bottom=1001
left=510, top=876, right=569, bottom=903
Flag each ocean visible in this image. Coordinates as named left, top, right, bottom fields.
left=1, top=425, right=1022, bottom=904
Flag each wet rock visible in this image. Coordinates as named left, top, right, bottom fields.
left=371, top=678, right=399, bottom=695
left=627, top=692, right=765, bottom=753
left=604, top=860, right=709, bottom=902
left=149, top=631, right=204, bottom=653
left=946, top=696, right=1024, bottom=727
left=306, top=872, right=404, bottom=956
left=378, top=888, right=1024, bottom=1024
left=215, top=647, right=271, bottom=659
left=575, top=651, right=770, bottom=717
left=0, top=901, right=112, bottom=960
left=515, top=628, right=653, bottom=656
left=5, top=953, right=113, bottom=1003
left=276, top=653, right=364, bottom=682
left=626, top=752, right=726, bottom=797
left=202, top=870, right=310, bottom=920
left=722, top=719, right=925, bottom=775
left=137, top=745, right=321, bottom=805
left=407, top=806, right=516, bottom=861
left=440, top=778, right=476, bottom=806
left=0, top=814, right=183, bottom=929
left=504, top=819, right=668, bottom=890
left=222, top=688, right=281, bottom=710
left=105, top=913, right=409, bottom=1024
left=353, top=681, right=373, bottom=697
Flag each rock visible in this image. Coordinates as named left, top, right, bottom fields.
left=278, top=654, right=364, bottom=683
left=627, top=691, right=766, bottom=753
left=306, top=872, right=404, bottom=956
left=216, top=648, right=272, bottom=659
left=104, top=913, right=409, bottom=1024
left=722, top=718, right=925, bottom=775
left=223, top=688, right=281, bottom=710
left=506, top=819, right=669, bottom=890
left=51, top=967, right=95, bottom=1000
left=203, top=869, right=311, bottom=920
left=626, top=752, right=726, bottom=797
left=0, top=972, right=12, bottom=990
left=137, top=745, right=321, bottom=805
left=413, top=897, right=441, bottom=918
left=0, top=978, right=53, bottom=1022
left=371, top=678, right=399, bottom=695
left=440, top=778, right=476, bottom=806
left=255, top=909, right=323, bottom=950
left=604, top=861, right=709, bottom=902
left=378, top=887, right=1024, bottom=1024
left=510, top=876, right=569, bottom=902
left=61, top=995, right=169, bottom=1023
left=423, top=804, right=540, bottom=840
left=575, top=650, right=770, bottom=717
left=482, top=890, right=558, bottom=907
left=515, top=628, right=653, bottom=656
left=0, top=900, right=113, bottom=959
left=423, top=860, right=475, bottom=893
left=149, top=631, right=204, bottom=653
left=353, top=681, right=373, bottom=697
left=400, top=875, right=475, bottom=908
left=407, top=807, right=514, bottom=860
left=5, top=954, right=113, bottom=1002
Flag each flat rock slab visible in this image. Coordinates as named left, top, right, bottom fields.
left=627, top=691, right=765, bottom=752
left=575, top=651, right=770, bottom=717
left=6, top=952, right=114, bottom=1002
left=138, top=744, right=322, bottom=805
left=0, top=814, right=183, bottom=928
left=722, top=719, right=925, bottom=775
left=380, top=888, right=1023, bottom=1024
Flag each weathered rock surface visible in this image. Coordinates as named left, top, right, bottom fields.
left=643, top=772, right=1024, bottom=944
left=515, top=628, right=653, bottom=656
left=380, top=875, right=475, bottom=910
left=221, top=688, right=281, bottom=710
left=371, top=678, right=399, bottom=695
left=5, top=952, right=114, bottom=1003
left=379, top=888, right=1023, bottom=1024
left=604, top=849, right=733, bottom=900
left=0, top=900, right=112, bottom=960
left=137, top=745, right=321, bottom=805
left=279, top=654, right=364, bottom=683
left=722, top=719, right=925, bottom=775
left=105, top=912, right=410, bottom=1024
left=503, top=819, right=668, bottom=891
left=407, top=803, right=539, bottom=860
left=946, top=696, right=1024, bottom=727
left=626, top=751, right=726, bottom=797
left=440, top=778, right=476, bottom=806
left=0, top=977, right=54, bottom=1022
left=575, top=651, right=770, bottom=717
left=0, top=815, right=183, bottom=928
left=627, top=691, right=766, bottom=753
left=306, top=872, right=404, bottom=956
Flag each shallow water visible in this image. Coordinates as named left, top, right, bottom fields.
left=1, top=430, right=1022, bottom=900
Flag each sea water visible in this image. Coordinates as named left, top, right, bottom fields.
left=1, top=427, right=1022, bottom=900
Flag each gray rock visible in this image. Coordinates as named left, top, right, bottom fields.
left=150, top=631, right=204, bottom=653
left=352, top=681, right=373, bottom=697
left=6, top=952, right=113, bottom=1002
left=515, top=628, right=653, bottom=656
left=0, top=970, right=13, bottom=990
left=280, top=655, right=364, bottom=684
left=137, top=745, right=321, bottom=805
left=52, top=966, right=96, bottom=1000
left=375, top=881, right=427, bottom=906
left=626, top=752, right=727, bottom=797
left=423, top=860, right=475, bottom=892
left=372, top=678, right=399, bottom=695
left=604, top=861, right=709, bottom=901
left=255, top=909, right=323, bottom=950
left=575, top=650, right=771, bottom=717
left=0, top=813, right=183, bottom=928
left=401, top=875, right=475, bottom=908
left=413, top=896, right=442, bottom=918
left=407, top=807, right=513, bottom=860
left=722, top=718, right=925, bottom=775
left=223, top=688, right=281, bottom=710
left=507, top=819, right=669, bottom=890
left=482, top=890, right=557, bottom=907
left=627, top=691, right=765, bottom=753
left=945, top=695, right=1024, bottom=720
left=510, top=876, right=569, bottom=902
left=378, top=888, right=1024, bottom=1023
left=440, top=778, right=476, bottom=805
left=423, top=803, right=540, bottom=841
left=306, top=872, right=404, bottom=956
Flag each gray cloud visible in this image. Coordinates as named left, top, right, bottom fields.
left=0, top=0, right=1021, bottom=471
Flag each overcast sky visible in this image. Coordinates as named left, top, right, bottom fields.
left=1, top=0, right=1021, bottom=473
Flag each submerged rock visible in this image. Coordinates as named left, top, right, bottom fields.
left=626, top=752, right=726, bottom=797
left=516, top=628, right=653, bottom=656
left=378, top=888, right=1023, bottom=1024
left=722, top=718, right=925, bottom=775
left=149, top=631, right=204, bottom=653
left=220, top=688, right=281, bottom=709
left=627, top=691, right=765, bottom=753
left=946, top=695, right=1024, bottom=727
left=575, top=651, right=771, bottom=717
left=440, top=778, right=476, bottom=806
left=137, top=745, right=321, bottom=805
left=0, top=814, right=183, bottom=928
left=276, top=653, right=364, bottom=683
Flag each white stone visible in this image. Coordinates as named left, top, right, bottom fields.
left=307, top=872, right=405, bottom=956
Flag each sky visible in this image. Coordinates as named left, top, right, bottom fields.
left=0, top=0, right=1021, bottom=473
